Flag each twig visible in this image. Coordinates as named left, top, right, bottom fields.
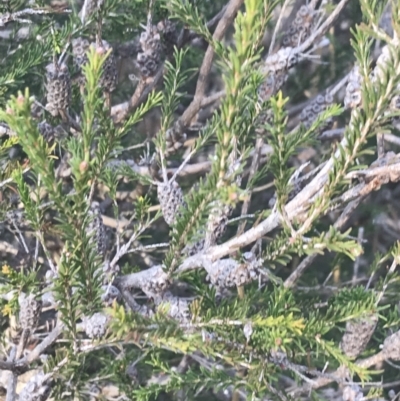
left=115, top=153, right=400, bottom=289
left=17, top=322, right=64, bottom=366
left=170, top=146, right=200, bottom=184
left=0, top=167, right=31, bottom=189
left=318, top=128, right=345, bottom=141
left=126, top=242, right=170, bottom=255
left=296, top=0, right=351, bottom=55
left=80, top=0, right=93, bottom=23
left=196, top=94, right=398, bottom=262
left=180, top=3, right=229, bottom=46
left=352, top=227, right=364, bottom=285
left=268, top=0, right=291, bottom=56
left=201, top=90, right=226, bottom=107
left=283, top=197, right=364, bottom=288
left=120, top=289, right=154, bottom=317
left=178, top=0, right=244, bottom=131
left=237, top=137, right=264, bottom=236
left=106, top=143, right=273, bottom=179
left=376, top=258, right=398, bottom=304
left=0, top=8, right=71, bottom=27
left=110, top=215, right=160, bottom=270
left=0, top=359, right=15, bottom=371
left=384, top=133, right=400, bottom=147
left=111, top=68, right=162, bottom=124
left=10, top=217, right=29, bottom=254
left=5, top=347, right=17, bottom=401
left=291, top=351, right=388, bottom=395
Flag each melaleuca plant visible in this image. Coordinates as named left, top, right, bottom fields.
left=0, top=0, right=400, bottom=400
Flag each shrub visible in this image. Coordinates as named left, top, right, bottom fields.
left=0, top=0, right=400, bottom=400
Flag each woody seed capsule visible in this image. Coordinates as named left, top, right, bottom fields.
left=45, top=62, right=71, bottom=116
left=340, top=314, right=378, bottom=358
left=157, top=181, right=186, bottom=226
left=282, top=5, right=317, bottom=48
left=137, top=25, right=163, bottom=78
left=19, top=371, right=51, bottom=401
left=258, top=48, right=298, bottom=103
left=86, top=201, right=107, bottom=257
left=90, top=40, right=118, bottom=92
left=19, top=292, right=42, bottom=332
left=157, top=19, right=178, bottom=56
left=300, top=92, right=334, bottom=130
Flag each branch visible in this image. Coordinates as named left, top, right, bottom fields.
left=283, top=198, right=362, bottom=288
left=16, top=322, right=64, bottom=367
left=177, top=0, right=244, bottom=131
left=290, top=351, right=388, bottom=395
left=283, top=154, right=400, bottom=287
left=237, top=137, right=264, bottom=236
left=114, top=154, right=400, bottom=290
left=296, top=0, right=351, bottom=55
left=0, top=7, right=71, bottom=27
left=111, top=67, right=164, bottom=123
left=5, top=348, right=17, bottom=401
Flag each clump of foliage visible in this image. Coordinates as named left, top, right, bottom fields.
left=1, top=0, right=400, bottom=400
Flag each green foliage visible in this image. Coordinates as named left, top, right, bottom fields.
left=1, top=0, right=400, bottom=400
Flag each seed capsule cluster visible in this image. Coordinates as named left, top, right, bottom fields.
left=45, top=63, right=71, bottom=116
left=282, top=5, right=317, bottom=48
left=339, top=314, right=378, bottom=358
left=258, top=48, right=298, bottom=103
left=343, top=385, right=363, bottom=401
left=79, top=0, right=104, bottom=20
left=344, top=44, right=400, bottom=137
left=300, top=92, right=334, bottom=129
left=157, top=19, right=178, bottom=56
left=155, top=292, right=191, bottom=323
left=204, top=203, right=231, bottom=248
left=141, top=270, right=171, bottom=297
left=101, top=284, right=121, bottom=306
left=346, top=45, right=397, bottom=111
left=19, top=371, right=51, bottom=401
left=83, top=312, right=109, bottom=338
left=91, top=40, right=118, bottom=92
left=87, top=202, right=107, bottom=258
left=206, top=256, right=262, bottom=289
left=72, top=37, right=90, bottom=84
left=38, top=121, right=56, bottom=143
left=19, top=293, right=42, bottom=332
left=183, top=237, right=206, bottom=256
left=372, top=44, right=393, bottom=83
left=71, top=38, right=118, bottom=92
left=165, top=126, right=187, bottom=155
left=390, top=93, right=400, bottom=130
left=37, top=121, right=64, bottom=144
left=382, top=330, right=400, bottom=361
left=373, top=45, right=400, bottom=130
left=157, top=181, right=186, bottom=226
left=137, top=26, right=163, bottom=78
left=344, top=66, right=362, bottom=109
left=72, top=37, right=90, bottom=69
